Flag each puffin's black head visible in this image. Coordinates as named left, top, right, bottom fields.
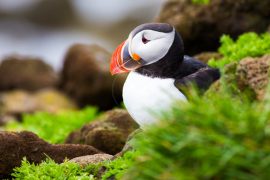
left=110, top=23, right=184, bottom=75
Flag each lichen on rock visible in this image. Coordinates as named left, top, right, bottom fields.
left=207, top=55, right=270, bottom=101
left=236, top=55, right=270, bottom=100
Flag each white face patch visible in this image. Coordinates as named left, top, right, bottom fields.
left=129, top=29, right=175, bottom=65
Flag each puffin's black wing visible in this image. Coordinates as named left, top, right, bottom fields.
left=174, top=56, right=220, bottom=91
left=174, top=56, right=208, bottom=78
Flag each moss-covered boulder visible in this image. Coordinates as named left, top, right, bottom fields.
left=60, top=44, right=126, bottom=110
left=0, top=131, right=100, bottom=177
left=34, top=88, right=77, bottom=113
left=207, top=55, right=270, bottom=101
left=0, top=56, right=58, bottom=91
left=237, top=55, right=270, bottom=100
left=157, top=0, right=270, bottom=54
left=66, top=109, right=139, bottom=155
left=0, top=89, right=76, bottom=125
left=0, top=90, right=36, bottom=123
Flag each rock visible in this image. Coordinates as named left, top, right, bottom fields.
left=194, top=52, right=222, bottom=64
left=0, top=115, right=16, bottom=126
left=0, top=90, right=36, bottom=119
left=0, top=56, right=58, bottom=91
left=237, top=55, right=270, bottom=100
left=60, top=44, right=126, bottom=110
left=69, top=154, right=113, bottom=167
left=0, top=131, right=100, bottom=176
left=66, top=109, right=139, bottom=155
left=24, top=0, right=76, bottom=26
left=34, top=89, right=77, bottom=113
left=206, top=55, right=270, bottom=101
left=157, top=0, right=270, bottom=54
left=0, top=89, right=77, bottom=124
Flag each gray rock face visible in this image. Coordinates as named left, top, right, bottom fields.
left=60, top=44, right=126, bottom=110
left=0, top=56, right=58, bottom=91
left=157, top=0, right=270, bottom=54
left=66, top=109, right=139, bottom=155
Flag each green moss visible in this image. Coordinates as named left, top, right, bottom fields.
left=12, top=151, right=139, bottom=180
left=124, top=87, right=270, bottom=179
left=208, top=33, right=270, bottom=68
left=192, top=0, right=210, bottom=4
left=5, top=107, right=98, bottom=144
left=12, top=158, right=95, bottom=180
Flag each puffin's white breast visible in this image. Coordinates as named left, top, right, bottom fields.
left=123, top=72, right=187, bottom=127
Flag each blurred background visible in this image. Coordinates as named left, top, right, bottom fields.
left=0, top=0, right=269, bottom=124
left=0, top=0, right=164, bottom=70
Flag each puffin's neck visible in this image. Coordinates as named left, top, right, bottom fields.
left=135, top=32, right=184, bottom=79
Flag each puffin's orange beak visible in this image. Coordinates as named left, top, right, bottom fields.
left=110, top=41, right=128, bottom=75
left=110, top=40, right=141, bottom=75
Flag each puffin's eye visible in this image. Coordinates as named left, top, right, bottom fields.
left=142, top=35, right=150, bottom=44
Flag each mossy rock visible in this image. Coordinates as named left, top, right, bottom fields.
left=66, top=109, right=139, bottom=155
left=207, top=55, right=270, bottom=101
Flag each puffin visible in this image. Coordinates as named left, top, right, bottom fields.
left=110, top=23, right=220, bottom=127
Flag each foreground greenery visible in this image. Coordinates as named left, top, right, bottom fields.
left=12, top=158, right=95, bottom=180
left=209, top=32, right=270, bottom=68
left=14, top=87, right=270, bottom=179
left=101, top=151, right=140, bottom=180
left=6, top=107, right=98, bottom=143
left=124, top=88, right=270, bottom=179
left=12, top=151, right=139, bottom=180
